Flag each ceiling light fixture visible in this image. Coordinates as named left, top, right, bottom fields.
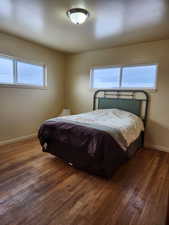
left=67, top=8, right=89, bottom=25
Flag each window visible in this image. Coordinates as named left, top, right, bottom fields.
left=0, top=57, right=14, bottom=84
left=17, top=62, right=44, bottom=86
left=0, top=55, right=46, bottom=88
left=91, top=64, right=157, bottom=90
left=91, top=67, right=120, bottom=89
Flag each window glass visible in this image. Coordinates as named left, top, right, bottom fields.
left=17, top=61, right=44, bottom=86
left=121, top=65, right=157, bottom=88
left=0, top=57, right=13, bottom=83
left=92, top=67, right=121, bottom=88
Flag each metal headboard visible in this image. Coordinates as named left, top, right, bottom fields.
left=93, top=89, right=149, bottom=127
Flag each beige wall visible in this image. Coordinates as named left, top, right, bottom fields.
left=0, top=33, right=65, bottom=142
left=65, top=39, right=169, bottom=151
left=1, top=32, right=169, bottom=151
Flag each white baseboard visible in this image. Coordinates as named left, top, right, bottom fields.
left=0, top=133, right=37, bottom=146
left=145, top=144, right=169, bottom=153
left=1, top=134, right=169, bottom=154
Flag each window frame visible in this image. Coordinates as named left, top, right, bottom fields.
left=90, top=63, right=158, bottom=91
left=0, top=54, right=47, bottom=89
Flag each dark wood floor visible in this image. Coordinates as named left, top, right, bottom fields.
left=0, top=138, right=169, bottom=225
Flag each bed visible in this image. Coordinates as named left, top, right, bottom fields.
left=38, top=90, right=149, bottom=178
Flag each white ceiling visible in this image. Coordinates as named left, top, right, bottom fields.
left=0, top=0, right=169, bottom=53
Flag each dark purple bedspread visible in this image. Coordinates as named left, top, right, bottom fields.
left=38, top=120, right=128, bottom=178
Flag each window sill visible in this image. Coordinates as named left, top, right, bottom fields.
left=0, top=83, right=48, bottom=90
left=90, top=87, right=157, bottom=93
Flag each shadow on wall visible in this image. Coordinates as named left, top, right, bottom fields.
left=145, top=119, right=169, bottom=149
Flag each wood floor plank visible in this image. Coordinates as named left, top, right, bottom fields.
left=0, top=138, right=168, bottom=225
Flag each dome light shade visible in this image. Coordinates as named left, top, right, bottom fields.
left=67, top=8, right=89, bottom=24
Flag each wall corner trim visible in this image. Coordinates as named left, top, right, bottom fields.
left=0, top=133, right=37, bottom=146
